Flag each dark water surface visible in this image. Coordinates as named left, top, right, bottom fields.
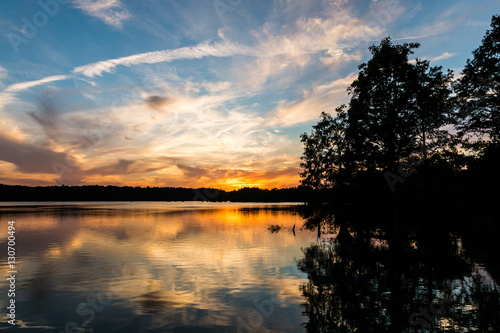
left=0, top=202, right=498, bottom=332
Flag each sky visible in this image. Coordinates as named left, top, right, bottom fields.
left=0, top=0, right=498, bottom=190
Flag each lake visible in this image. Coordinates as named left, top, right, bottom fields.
left=0, top=202, right=498, bottom=332
left=0, top=202, right=315, bottom=332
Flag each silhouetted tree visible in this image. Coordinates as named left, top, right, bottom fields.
left=300, top=107, right=350, bottom=189
left=300, top=37, right=454, bottom=199
left=346, top=37, right=453, bottom=172
left=451, top=15, right=500, bottom=217
left=454, top=15, right=500, bottom=146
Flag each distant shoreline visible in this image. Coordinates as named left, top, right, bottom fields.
left=0, top=184, right=310, bottom=202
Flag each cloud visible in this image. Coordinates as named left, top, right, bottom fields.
left=145, top=95, right=176, bottom=111
left=332, top=0, right=349, bottom=6
left=0, top=66, right=7, bottom=80
left=27, top=94, right=63, bottom=144
left=3, top=3, right=389, bottom=99
left=395, top=1, right=480, bottom=41
left=0, top=84, right=301, bottom=188
left=72, top=0, right=131, bottom=28
left=320, top=48, right=362, bottom=67
left=0, top=75, right=69, bottom=111
left=431, top=52, right=457, bottom=62
left=194, top=166, right=302, bottom=189
left=177, top=164, right=209, bottom=179
left=4, top=75, right=69, bottom=93
left=0, top=92, right=15, bottom=111
left=86, top=159, right=134, bottom=175
left=72, top=41, right=255, bottom=77
left=397, top=22, right=451, bottom=40
left=264, top=73, right=357, bottom=128
left=223, top=5, right=388, bottom=92
left=200, top=81, right=232, bottom=93
left=0, top=134, right=79, bottom=175
left=169, top=164, right=301, bottom=189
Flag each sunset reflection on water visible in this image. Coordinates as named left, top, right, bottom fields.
left=0, top=202, right=315, bottom=332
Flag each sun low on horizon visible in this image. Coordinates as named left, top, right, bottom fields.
left=0, top=0, right=498, bottom=190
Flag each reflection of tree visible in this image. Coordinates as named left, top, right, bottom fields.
left=297, top=222, right=500, bottom=332
left=298, top=237, right=390, bottom=332
left=448, top=275, right=500, bottom=331
left=299, top=203, right=337, bottom=238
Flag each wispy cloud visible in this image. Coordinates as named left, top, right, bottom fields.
left=86, top=158, right=134, bottom=175
left=173, top=165, right=302, bottom=189
left=0, top=66, right=7, bottom=80
left=395, top=0, right=484, bottom=41
left=4, top=75, right=69, bottom=93
left=0, top=75, right=69, bottom=111
left=73, top=3, right=388, bottom=82
left=431, top=52, right=457, bottom=62
left=264, top=73, right=357, bottom=128
left=4, top=3, right=387, bottom=96
left=223, top=5, right=389, bottom=92
left=73, top=41, right=255, bottom=77
left=72, top=0, right=131, bottom=28
left=397, top=21, right=452, bottom=40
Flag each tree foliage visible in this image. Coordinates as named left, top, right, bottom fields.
left=300, top=107, right=350, bottom=189
left=347, top=37, right=453, bottom=172
left=300, top=37, right=453, bottom=190
left=454, top=15, right=500, bottom=144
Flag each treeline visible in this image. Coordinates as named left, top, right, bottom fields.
left=300, top=15, right=499, bottom=214
left=0, top=184, right=310, bottom=202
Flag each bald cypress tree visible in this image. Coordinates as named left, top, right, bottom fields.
left=300, top=106, right=350, bottom=189
left=454, top=15, right=500, bottom=145
left=346, top=37, right=453, bottom=173
left=300, top=37, right=453, bottom=195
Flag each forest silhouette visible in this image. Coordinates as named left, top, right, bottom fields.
left=299, top=15, right=500, bottom=228
left=0, top=183, right=309, bottom=202
left=296, top=15, right=500, bottom=332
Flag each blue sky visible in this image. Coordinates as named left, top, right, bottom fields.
left=0, top=0, right=498, bottom=188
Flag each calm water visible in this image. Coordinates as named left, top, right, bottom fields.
left=0, top=202, right=499, bottom=332
left=0, top=202, right=315, bottom=332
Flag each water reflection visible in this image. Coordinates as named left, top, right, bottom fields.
left=297, top=212, right=500, bottom=332
left=0, top=202, right=312, bottom=332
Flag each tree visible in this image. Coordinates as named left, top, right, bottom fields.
left=414, top=64, right=455, bottom=161
left=300, top=37, right=453, bottom=194
left=346, top=37, right=453, bottom=172
left=300, top=106, right=350, bottom=189
left=454, top=15, right=500, bottom=145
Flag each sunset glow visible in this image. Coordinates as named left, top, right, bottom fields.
left=0, top=0, right=497, bottom=188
